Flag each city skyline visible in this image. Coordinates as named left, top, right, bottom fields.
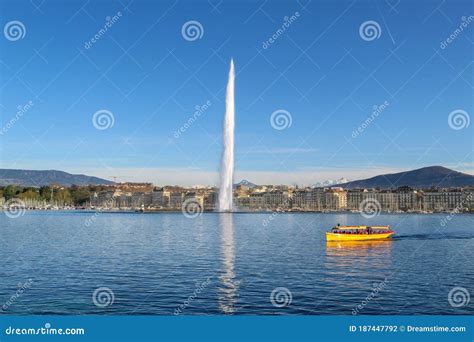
left=1, top=0, right=473, bottom=186
left=1, top=164, right=473, bottom=189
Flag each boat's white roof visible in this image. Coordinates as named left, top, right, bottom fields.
left=333, top=225, right=390, bottom=230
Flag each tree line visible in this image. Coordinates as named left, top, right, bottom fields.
left=0, top=185, right=110, bottom=205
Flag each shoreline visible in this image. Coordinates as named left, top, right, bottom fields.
left=1, top=208, right=472, bottom=215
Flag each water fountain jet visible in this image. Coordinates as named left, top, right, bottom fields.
left=218, top=59, right=235, bottom=212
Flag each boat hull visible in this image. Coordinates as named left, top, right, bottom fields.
left=326, top=232, right=394, bottom=241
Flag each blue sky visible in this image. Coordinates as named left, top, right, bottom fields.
left=0, top=0, right=473, bottom=185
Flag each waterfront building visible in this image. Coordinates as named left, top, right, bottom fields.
left=131, top=192, right=145, bottom=208
left=325, top=188, right=347, bottom=210
left=95, top=191, right=116, bottom=208
left=169, top=191, right=184, bottom=209
left=308, top=187, right=325, bottom=210
left=464, top=188, right=474, bottom=211
left=204, top=191, right=218, bottom=210
left=234, top=194, right=250, bottom=209
left=116, top=193, right=132, bottom=208
left=249, top=193, right=265, bottom=210
left=184, top=192, right=204, bottom=209
left=347, top=189, right=366, bottom=210
left=151, top=188, right=165, bottom=208
left=422, top=189, right=464, bottom=211
left=4, top=182, right=474, bottom=213
left=144, top=192, right=152, bottom=207
left=263, top=190, right=290, bottom=209
left=292, top=189, right=309, bottom=210
left=376, top=190, right=398, bottom=211
left=397, top=186, right=419, bottom=211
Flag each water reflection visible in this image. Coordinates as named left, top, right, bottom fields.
left=325, top=240, right=393, bottom=276
left=326, top=240, right=393, bottom=257
left=218, top=213, right=239, bottom=313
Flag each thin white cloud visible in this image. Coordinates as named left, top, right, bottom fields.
left=243, top=147, right=318, bottom=154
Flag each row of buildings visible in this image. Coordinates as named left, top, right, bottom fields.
left=89, top=184, right=474, bottom=212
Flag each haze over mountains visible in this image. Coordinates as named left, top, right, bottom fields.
left=0, top=169, right=113, bottom=187
left=313, top=178, right=349, bottom=188
left=336, top=166, right=474, bottom=189
left=0, top=166, right=472, bottom=189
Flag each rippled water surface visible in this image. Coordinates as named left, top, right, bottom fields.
left=1, top=211, right=473, bottom=315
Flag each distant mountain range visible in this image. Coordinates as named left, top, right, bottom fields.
left=0, top=169, right=114, bottom=187
left=235, top=179, right=257, bottom=188
left=313, top=177, right=349, bottom=188
left=1, top=166, right=472, bottom=189
left=337, top=166, right=474, bottom=189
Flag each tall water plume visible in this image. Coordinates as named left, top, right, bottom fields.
left=218, top=59, right=235, bottom=212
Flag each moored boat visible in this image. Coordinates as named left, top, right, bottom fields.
left=326, top=225, right=394, bottom=241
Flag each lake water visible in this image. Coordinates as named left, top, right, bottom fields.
left=0, top=211, right=472, bottom=315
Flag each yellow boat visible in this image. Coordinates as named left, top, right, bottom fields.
left=326, top=225, right=394, bottom=241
